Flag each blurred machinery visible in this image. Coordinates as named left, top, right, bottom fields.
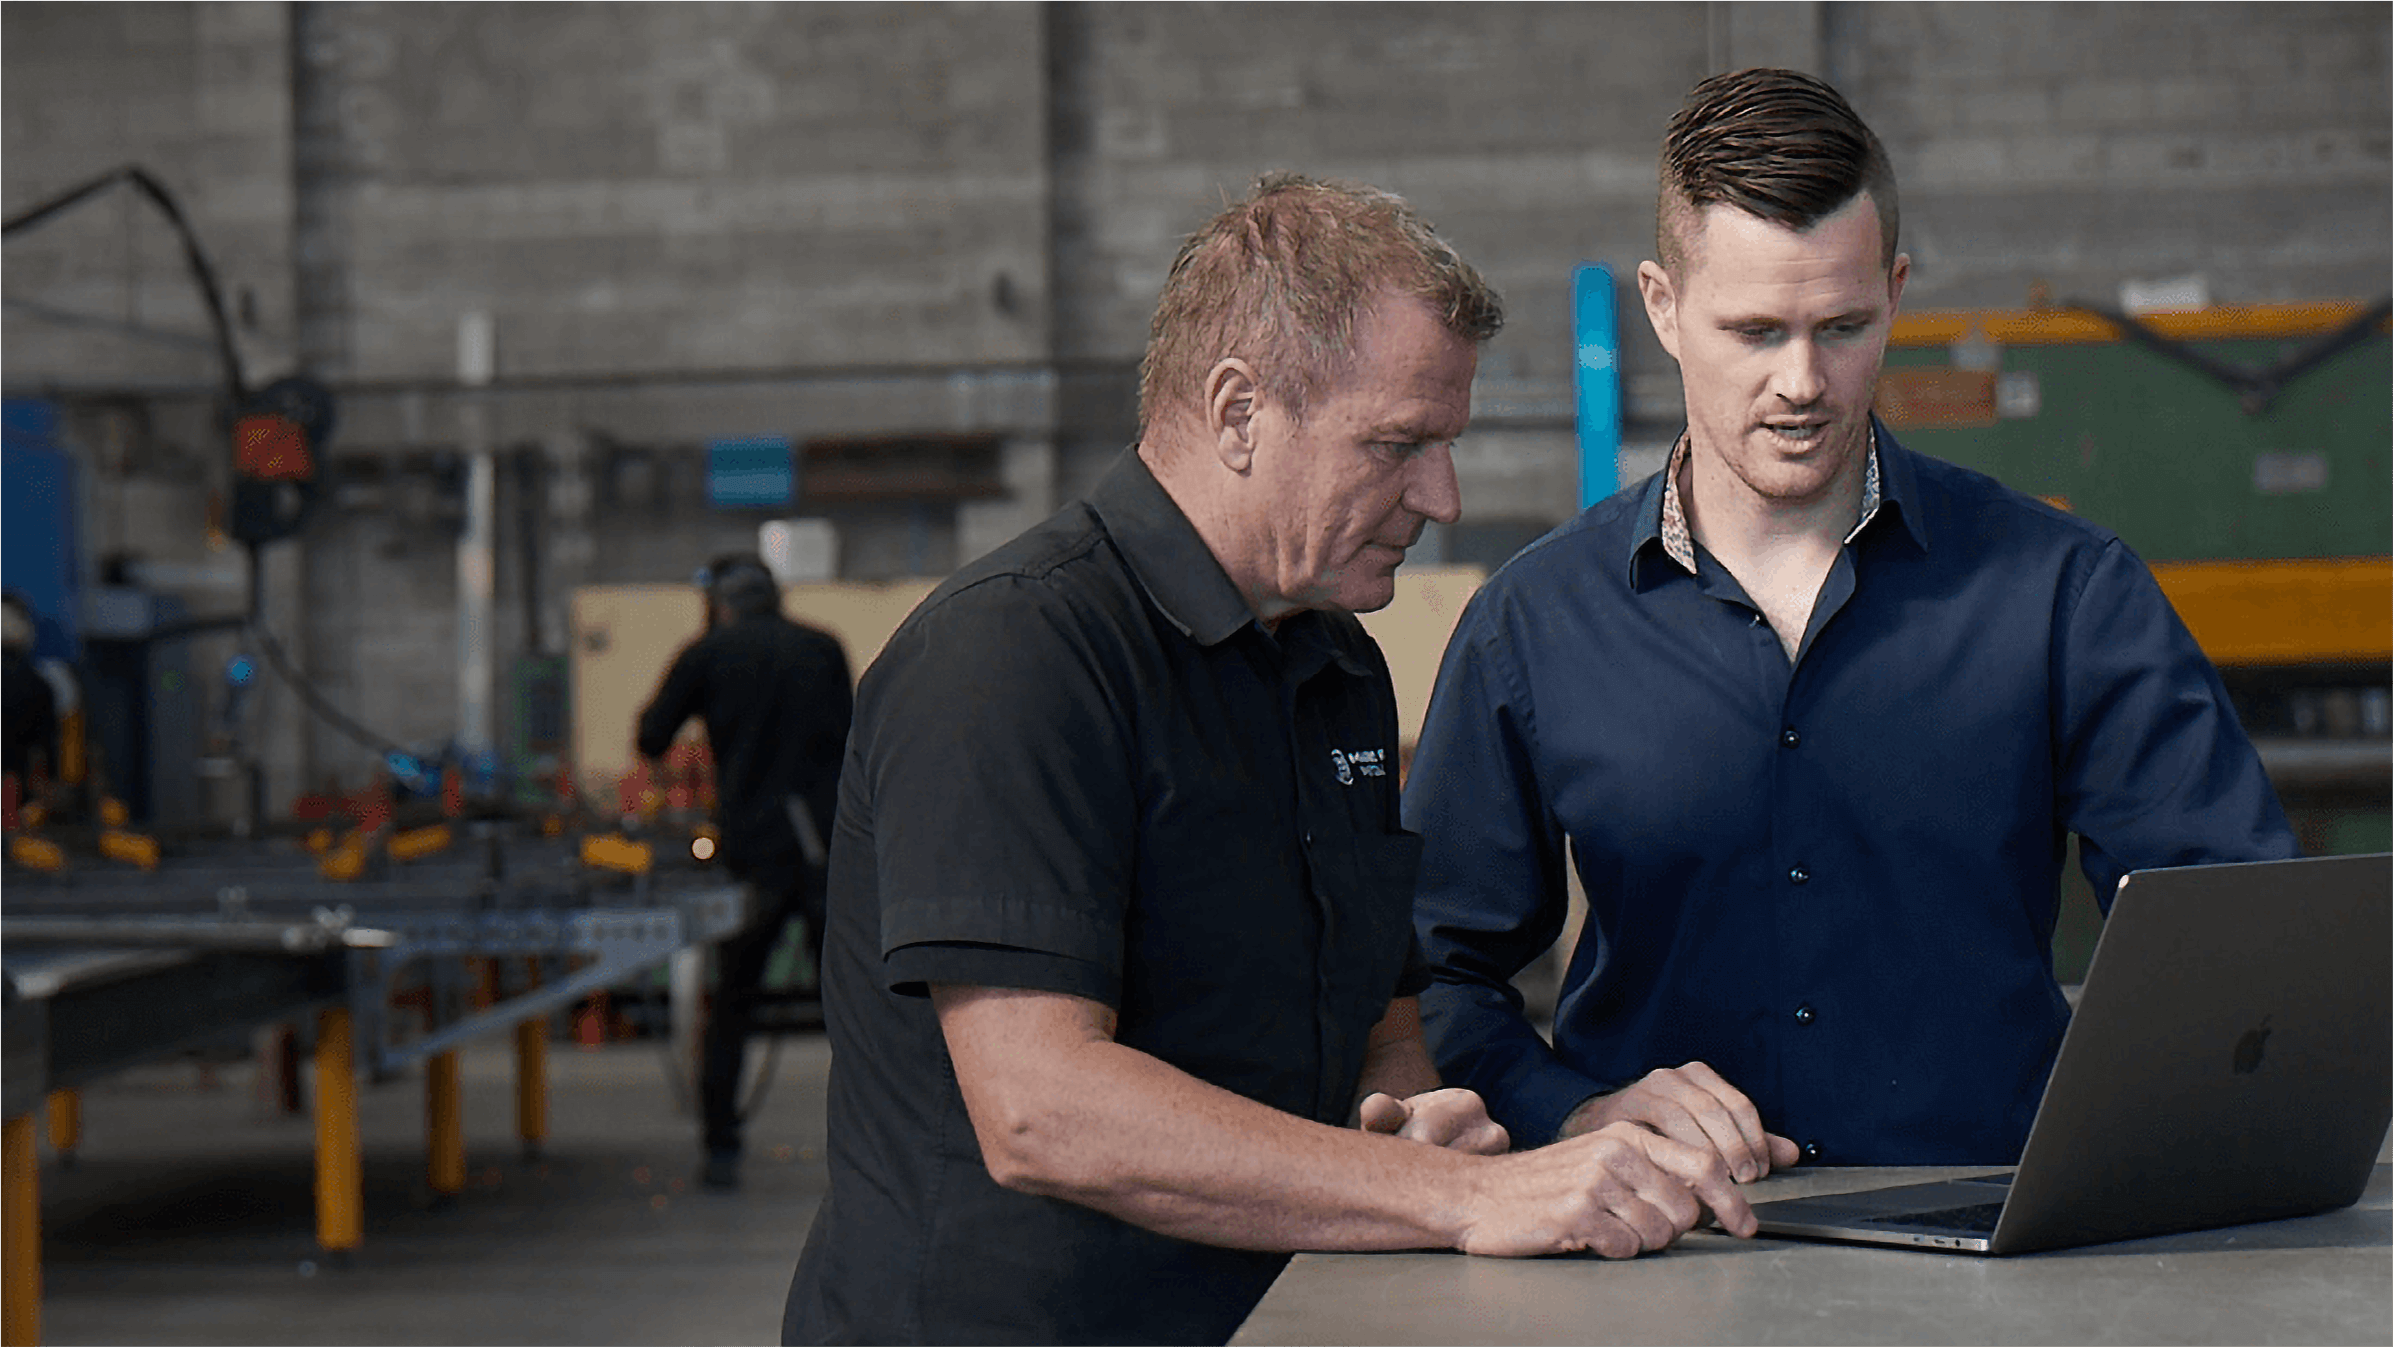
left=1879, top=297, right=2392, bottom=869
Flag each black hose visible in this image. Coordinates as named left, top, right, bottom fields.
left=3, top=164, right=249, bottom=405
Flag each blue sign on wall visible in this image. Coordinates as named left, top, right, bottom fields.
left=707, top=435, right=795, bottom=509
left=3, top=397, right=82, bottom=661
left=1572, top=264, right=1622, bottom=511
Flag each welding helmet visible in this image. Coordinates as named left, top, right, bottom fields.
left=696, top=554, right=779, bottom=621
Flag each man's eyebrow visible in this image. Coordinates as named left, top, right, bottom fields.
left=1714, top=306, right=1880, bottom=330
left=1363, top=422, right=1438, bottom=441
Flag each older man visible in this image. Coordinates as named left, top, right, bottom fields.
left=1407, top=69, right=2294, bottom=1177
left=782, top=175, right=1756, bottom=1347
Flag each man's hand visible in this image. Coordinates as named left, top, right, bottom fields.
left=1559, top=1061, right=1799, bottom=1183
left=1356, top=1088, right=1508, bottom=1155
left=1455, top=1121, right=1753, bottom=1259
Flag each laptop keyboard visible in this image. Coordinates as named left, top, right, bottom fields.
left=1870, top=1202, right=2005, bottom=1234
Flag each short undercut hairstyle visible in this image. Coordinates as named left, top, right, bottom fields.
left=1138, top=173, right=1504, bottom=433
left=1657, top=68, right=1900, bottom=275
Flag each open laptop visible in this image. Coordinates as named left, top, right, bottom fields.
left=1750, top=852, right=2392, bottom=1255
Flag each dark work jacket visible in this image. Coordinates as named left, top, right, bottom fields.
left=637, top=611, right=852, bottom=878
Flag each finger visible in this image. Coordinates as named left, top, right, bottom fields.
left=1634, top=1130, right=1754, bottom=1238
left=1412, top=1112, right=1507, bottom=1154
left=1767, top=1132, right=1801, bottom=1169
left=1574, top=1131, right=1692, bottom=1252
left=1356, top=1092, right=1409, bottom=1135
left=1393, top=1089, right=1484, bottom=1148
left=1616, top=1086, right=1758, bottom=1182
left=1644, top=1065, right=1769, bottom=1181
left=1602, top=1189, right=1686, bottom=1254
left=1583, top=1214, right=1643, bottom=1261
left=1452, top=1119, right=1510, bottom=1155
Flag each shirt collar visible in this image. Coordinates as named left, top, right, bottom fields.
left=1087, top=447, right=1372, bottom=676
left=1636, top=419, right=1907, bottom=582
left=1087, top=446, right=1260, bottom=648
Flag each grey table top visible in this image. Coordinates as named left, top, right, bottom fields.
left=1233, top=1163, right=2393, bottom=1346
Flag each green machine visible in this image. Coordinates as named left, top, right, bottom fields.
left=1877, top=299, right=2392, bottom=976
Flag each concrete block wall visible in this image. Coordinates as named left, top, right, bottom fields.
left=2, top=1, right=296, bottom=392
left=5, top=1, right=2387, bottom=811
left=292, top=1, right=1049, bottom=382
left=1837, top=2, right=2393, bottom=308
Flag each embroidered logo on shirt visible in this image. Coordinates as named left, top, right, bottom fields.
left=1331, top=747, right=1387, bottom=785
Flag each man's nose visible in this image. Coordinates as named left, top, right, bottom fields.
left=1406, top=442, right=1464, bottom=527
left=1773, top=338, right=1826, bottom=406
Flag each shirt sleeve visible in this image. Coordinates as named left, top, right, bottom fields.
left=1404, top=592, right=1609, bottom=1146
left=2054, top=538, right=2300, bottom=904
left=635, top=640, right=708, bottom=760
left=860, top=576, right=1138, bottom=1003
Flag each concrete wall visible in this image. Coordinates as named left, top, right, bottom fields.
left=291, top=0, right=1048, bottom=382
left=5, top=1, right=2386, bottom=812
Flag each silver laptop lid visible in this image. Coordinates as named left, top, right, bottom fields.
left=1994, top=853, right=2392, bottom=1253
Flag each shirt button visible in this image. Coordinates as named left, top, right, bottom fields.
left=1793, top=1003, right=1817, bottom=1026
left=1802, top=1140, right=1823, bottom=1162
left=1788, top=865, right=1810, bottom=886
left=1780, top=727, right=1801, bottom=749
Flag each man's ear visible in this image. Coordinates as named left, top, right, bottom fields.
left=1636, top=260, right=1681, bottom=362
left=1206, top=358, right=1260, bottom=472
left=1888, top=251, right=1911, bottom=318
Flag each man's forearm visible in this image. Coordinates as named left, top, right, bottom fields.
left=940, top=987, right=1496, bottom=1253
left=976, top=1032, right=1487, bottom=1253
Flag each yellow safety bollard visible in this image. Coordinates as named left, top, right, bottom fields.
left=42, top=1092, right=77, bottom=1160
left=426, top=1051, right=465, bottom=1199
left=313, top=1007, right=363, bottom=1254
left=4, top=1113, right=39, bottom=1347
left=514, top=1015, right=548, bottom=1156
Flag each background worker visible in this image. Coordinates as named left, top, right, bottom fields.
left=638, top=553, right=852, bottom=1190
left=3, top=592, right=58, bottom=794
left=1406, top=68, right=2296, bottom=1175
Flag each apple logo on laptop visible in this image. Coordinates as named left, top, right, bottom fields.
left=2233, top=1016, right=2273, bottom=1075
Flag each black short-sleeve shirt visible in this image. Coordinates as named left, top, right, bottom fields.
left=782, top=449, right=1429, bottom=1346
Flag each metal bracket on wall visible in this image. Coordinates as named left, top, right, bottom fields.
left=2065, top=297, right=2392, bottom=415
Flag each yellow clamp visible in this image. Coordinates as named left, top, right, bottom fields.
left=579, top=833, right=653, bottom=875
left=9, top=834, right=66, bottom=871
left=388, top=824, right=453, bottom=863
left=98, top=829, right=159, bottom=871
left=318, top=829, right=373, bottom=882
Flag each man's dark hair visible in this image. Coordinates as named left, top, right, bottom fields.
left=702, top=554, right=780, bottom=620
left=1657, top=67, right=1899, bottom=274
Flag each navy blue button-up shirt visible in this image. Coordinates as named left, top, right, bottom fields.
left=1405, top=424, right=2296, bottom=1163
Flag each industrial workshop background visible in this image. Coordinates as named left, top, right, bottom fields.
left=2, top=5, right=2389, bottom=1347
left=4, top=2, right=2386, bottom=840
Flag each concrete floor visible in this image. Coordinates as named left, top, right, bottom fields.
left=31, top=1032, right=832, bottom=1346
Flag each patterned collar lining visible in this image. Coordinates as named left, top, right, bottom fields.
left=1658, top=424, right=1882, bottom=575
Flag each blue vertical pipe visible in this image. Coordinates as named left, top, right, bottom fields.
left=1573, top=264, right=1622, bottom=511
